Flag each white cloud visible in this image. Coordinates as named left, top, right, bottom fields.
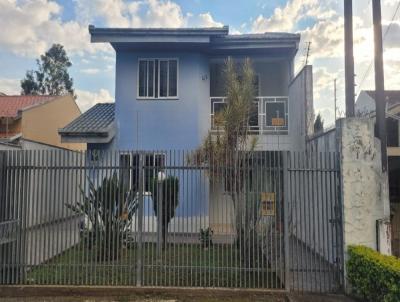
left=251, top=0, right=319, bottom=33
left=190, top=12, right=224, bottom=28
left=0, top=0, right=110, bottom=57
left=80, top=68, right=101, bottom=75
left=74, top=0, right=130, bottom=27
left=75, top=88, right=114, bottom=112
left=74, top=0, right=223, bottom=28
left=0, top=78, right=20, bottom=95
left=144, top=0, right=186, bottom=27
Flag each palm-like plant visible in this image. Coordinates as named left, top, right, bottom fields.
left=66, top=173, right=137, bottom=261
left=192, top=57, right=261, bottom=266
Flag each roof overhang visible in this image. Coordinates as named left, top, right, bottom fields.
left=59, top=122, right=116, bottom=144
left=89, top=25, right=300, bottom=56
left=89, top=25, right=229, bottom=44
left=210, top=34, right=300, bottom=55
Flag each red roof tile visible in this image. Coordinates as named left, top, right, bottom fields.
left=0, top=95, right=56, bottom=118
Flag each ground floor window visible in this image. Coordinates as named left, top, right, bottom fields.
left=119, top=152, right=166, bottom=192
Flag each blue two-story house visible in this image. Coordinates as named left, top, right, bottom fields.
left=59, top=25, right=314, bottom=236
left=60, top=25, right=313, bottom=152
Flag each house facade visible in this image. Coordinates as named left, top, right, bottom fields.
left=61, top=26, right=313, bottom=153
left=59, top=25, right=314, bottom=238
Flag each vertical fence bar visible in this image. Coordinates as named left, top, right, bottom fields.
left=136, top=152, right=144, bottom=287
left=283, top=151, right=290, bottom=291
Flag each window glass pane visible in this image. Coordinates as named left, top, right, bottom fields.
left=212, top=102, right=227, bottom=128
left=148, top=61, right=154, bottom=97
left=144, top=154, right=155, bottom=191
left=210, top=63, right=225, bottom=96
left=131, top=154, right=138, bottom=191
left=139, top=61, right=147, bottom=97
left=119, top=154, right=131, bottom=190
left=155, top=60, right=159, bottom=98
left=168, top=60, right=177, bottom=97
left=253, top=76, right=260, bottom=96
left=159, top=61, right=168, bottom=97
left=213, top=102, right=227, bottom=114
left=265, top=102, right=286, bottom=127
left=249, top=101, right=259, bottom=128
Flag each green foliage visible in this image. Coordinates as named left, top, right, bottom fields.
left=199, top=227, right=213, bottom=249
left=193, top=57, right=257, bottom=165
left=21, top=44, right=75, bottom=97
left=191, top=57, right=261, bottom=267
left=347, top=245, right=400, bottom=302
left=313, top=113, right=324, bottom=134
left=149, top=176, right=179, bottom=246
left=66, top=173, right=137, bottom=261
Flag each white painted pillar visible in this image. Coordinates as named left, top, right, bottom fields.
left=337, top=118, right=392, bottom=290
left=337, top=118, right=391, bottom=254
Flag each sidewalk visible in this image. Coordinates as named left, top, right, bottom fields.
left=0, top=294, right=355, bottom=302
left=0, top=286, right=356, bottom=302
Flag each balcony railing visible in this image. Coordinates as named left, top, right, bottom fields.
left=210, top=96, right=289, bottom=135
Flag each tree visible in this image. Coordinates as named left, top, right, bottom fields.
left=66, top=173, right=137, bottom=261
left=192, top=57, right=260, bottom=266
left=313, top=113, right=324, bottom=134
left=21, top=44, right=75, bottom=97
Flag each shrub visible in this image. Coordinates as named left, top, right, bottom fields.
left=149, top=176, right=179, bottom=247
left=67, top=173, right=137, bottom=261
left=199, top=227, right=213, bottom=249
left=347, top=245, right=400, bottom=302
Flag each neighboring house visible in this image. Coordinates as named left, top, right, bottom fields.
left=356, top=90, right=400, bottom=256
left=59, top=25, right=314, bottom=236
left=0, top=94, right=85, bottom=151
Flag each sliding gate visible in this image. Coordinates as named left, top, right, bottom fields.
left=0, top=150, right=343, bottom=292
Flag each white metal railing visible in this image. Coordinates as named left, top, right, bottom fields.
left=210, top=96, right=289, bottom=135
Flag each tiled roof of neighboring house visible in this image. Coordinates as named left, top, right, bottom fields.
left=365, top=90, right=400, bottom=108
left=59, top=103, right=115, bottom=136
left=0, top=95, right=56, bottom=118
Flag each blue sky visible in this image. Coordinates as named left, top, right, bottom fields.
left=0, top=0, right=399, bottom=126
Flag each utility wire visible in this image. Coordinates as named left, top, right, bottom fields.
left=356, top=0, right=400, bottom=96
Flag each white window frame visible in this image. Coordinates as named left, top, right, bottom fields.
left=119, top=152, right=167, bottom=193
left=262, top=97, right=289, bottom=132
left=137, top=58, right=179, bottom=100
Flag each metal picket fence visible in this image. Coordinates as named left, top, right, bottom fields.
left=0, top=149, right=343, bottom=292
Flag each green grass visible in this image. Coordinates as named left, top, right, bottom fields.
left=25, top=242, right=281, bottom=288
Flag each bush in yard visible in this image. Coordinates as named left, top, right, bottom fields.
left=347, top=245, right=400, bottom=302
left=66, top=173, right=137, bottom=261
left=149, top=176, right=179, bottom=248
left=199, top=227, right=213, bottom=249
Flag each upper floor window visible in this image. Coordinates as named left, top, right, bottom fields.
left=138, top=59, right=178, bottom=99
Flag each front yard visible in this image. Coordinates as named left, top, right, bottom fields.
left=26, top=243, right=281, bottom=288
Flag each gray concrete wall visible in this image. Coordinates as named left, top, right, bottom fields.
left=306, top=128, right=337, bottom=153
left=286, top=65, right=314, bottom=151
left=1, top=149, right=84, bottom=269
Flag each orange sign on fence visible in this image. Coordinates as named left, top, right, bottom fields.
left=260, top=192, right=276, bottom=216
